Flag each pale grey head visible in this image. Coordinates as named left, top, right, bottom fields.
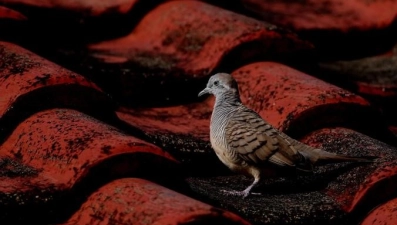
left=198, top=73, right=239, bottom=98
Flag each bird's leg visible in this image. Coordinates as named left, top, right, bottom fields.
left=221, top=177, right=261, bottom=198
left=241, top=178, right=260, bottom=198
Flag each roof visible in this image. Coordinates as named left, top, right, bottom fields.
left=1, top=0, right=397, bottom=224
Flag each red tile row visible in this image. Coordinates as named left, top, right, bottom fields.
left=0, top=0, right=396, bottom=224
left=187, top=126, right=397, bottom=224
left=242, top=0, right=397, bottom=31
left=0, top=0, right=139, bottom=17
left=119, top=61, right=395, bottom=160
left=0, top=108, right=183, bottom=223
left=1, top=108, right=176, bottom=188
left=85, top=0, right=313, bottom=106
left=241, top=0, right=397, bottom=60
left=0, top=5, right=26, bottom=20
left=0, top=40, right=249, bottom=224
left=361, top=198, right=397, bottom=225
left=119, top=61, right=397, bottom=224
left=318, top=43, right=397, bottom=133
left=319, top=50, right=397, bottom=98
left=62, top=178, right=250, bottom=225
left=0, top=41, right=115, bottom=142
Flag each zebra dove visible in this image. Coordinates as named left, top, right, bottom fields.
left=198, top=73, right=375, bottom=198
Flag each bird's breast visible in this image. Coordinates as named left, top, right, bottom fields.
left=210, top=133, right=248, bottom=173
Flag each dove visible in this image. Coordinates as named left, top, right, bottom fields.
left=198, top=73, right=375, bottom=198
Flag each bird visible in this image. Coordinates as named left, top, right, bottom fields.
left=198, top=73, right=375, bottom=198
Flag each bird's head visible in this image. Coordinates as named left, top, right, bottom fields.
left=198, top=73, right=239, bottom=98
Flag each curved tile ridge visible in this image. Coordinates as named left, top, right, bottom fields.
left=87, top=0, right=312, bottom=106
left=231, top=62, right=395, bottom=142
left=242, top=0, right=397, bottom=31
left=116, top=100, right=222, bottom=175
left=0, top=41, right=114, bottom=143
left=62, top=178, right=251, bottom=225
left=319, top=44, right=397, bottom=98
left=0, top=6, right=27, bottom=20
left=0, top=156, right=63, bottom=224
left=117, top=60, right=395, bottom=174
left=361, top=198, right=397, bottom=225
left=0, top=0, right=139, bottom=17
left=186, top=127, right=397, bottom=224
left=318, top=44, right=397, bottom=134
left=301, top=128, right=397, bottom=215
left=90, top=0, right=311, bottom=72
left=1, top=108, right=176, bottom=188
left=240, top=0, right=397, bottom=59
left=0, top=109, right=177, bottom=223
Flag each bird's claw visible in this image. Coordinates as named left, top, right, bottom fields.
left=221, top=189, right=261, bottom=199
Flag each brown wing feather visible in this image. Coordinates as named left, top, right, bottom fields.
left=227, top=121, right=278, bottom=164
left=225, top=106, right=301, bottom=167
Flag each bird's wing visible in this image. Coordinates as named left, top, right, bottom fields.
left=225, top=107, right=301, bottom=167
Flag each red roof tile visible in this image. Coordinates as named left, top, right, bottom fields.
left=361, top=197, right=397, bottom=225
left=0, top=0, right=396, bottom=224
left=0, top=108, right=177, bottom=223
left=0, top=6, right=27, bottom=20
left=0, top=0, right=139, bottom=16
left=319, top=44, right=397, bottom=98
left=240, top=0, right=397, bottom=59
left=318, top=43, right=397, bottom=138
left=117, top=60, right=397, bottom=223
left=62, top=178, right=251, bottom=225
left=117, top=62, right=394, bottom=161
left=242, top=0, right=397, bottom=31
left=188, top=127, right=397, bottom=224
left=116, top=101, right=218, bottom=175
left=82, top=0, right=312, bottom=106
left=232, top=62, right=368, bottom=132
left=0, top=41, right=114, bottom=141
left=1, top=108, right=175, bottom=188
left=90, top=1, right=312, bottom=73
left=300, top=128, right=397, bottom=213
left=232, top=62, right=397, bottom=143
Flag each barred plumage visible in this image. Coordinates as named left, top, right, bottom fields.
left=198, top=73, right=375, bottom=198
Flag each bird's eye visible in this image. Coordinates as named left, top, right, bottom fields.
left=214, top=81, right=219, bottom=86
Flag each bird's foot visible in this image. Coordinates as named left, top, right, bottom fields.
left=221, top=189, right=261, bottom=199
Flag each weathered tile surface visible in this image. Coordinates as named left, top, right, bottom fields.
left=0, top=41, right=114, bottom=143
left=62, top=178, right=251, bottom=225
left=0, top=0, right=396, bottom=224
left=0, top=109, right=177, bottom=224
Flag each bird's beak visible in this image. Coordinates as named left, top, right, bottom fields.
left=198, top=88, right=210, bottom=97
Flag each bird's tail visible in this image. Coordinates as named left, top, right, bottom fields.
left=300, top=148, right=377, bottom=166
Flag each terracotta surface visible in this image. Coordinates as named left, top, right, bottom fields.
left=319, top=44, right=397, bottom=98
left=0, top=6, right=26, bottom=20
left=0, top=41, right=114, bottom=143
left=0, top=0, right=139, bottom=16
left=62, top=178, right=251, bottom=225
left=0, top=0, right=144, bottom=52
left=300, top=128, right=397, bottom=213
left=116, top=101, right=219, bottom=177
left=117, top=62, right=394, bottom=164
left=231, top=62, right=387, bottom=138
left=90, top=0, right=311, bottom=71
left=84, top=0, right=312, bottom=106
left=240, top=0, right=397, bottom=59
left=0, top=109, right=177, bottom=223
left=361, top=198, right=397, bottom=225
left=318, top=43, right=397, bottom=131
left=0, top=0, right=397, bottom=224
left=242, top=0, right=397, bottom=31
left=187, top=127, right=397, bottom=224
left=389, top=126, right=397, bottom=137
left=1, top=108, right=176, bottom=185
